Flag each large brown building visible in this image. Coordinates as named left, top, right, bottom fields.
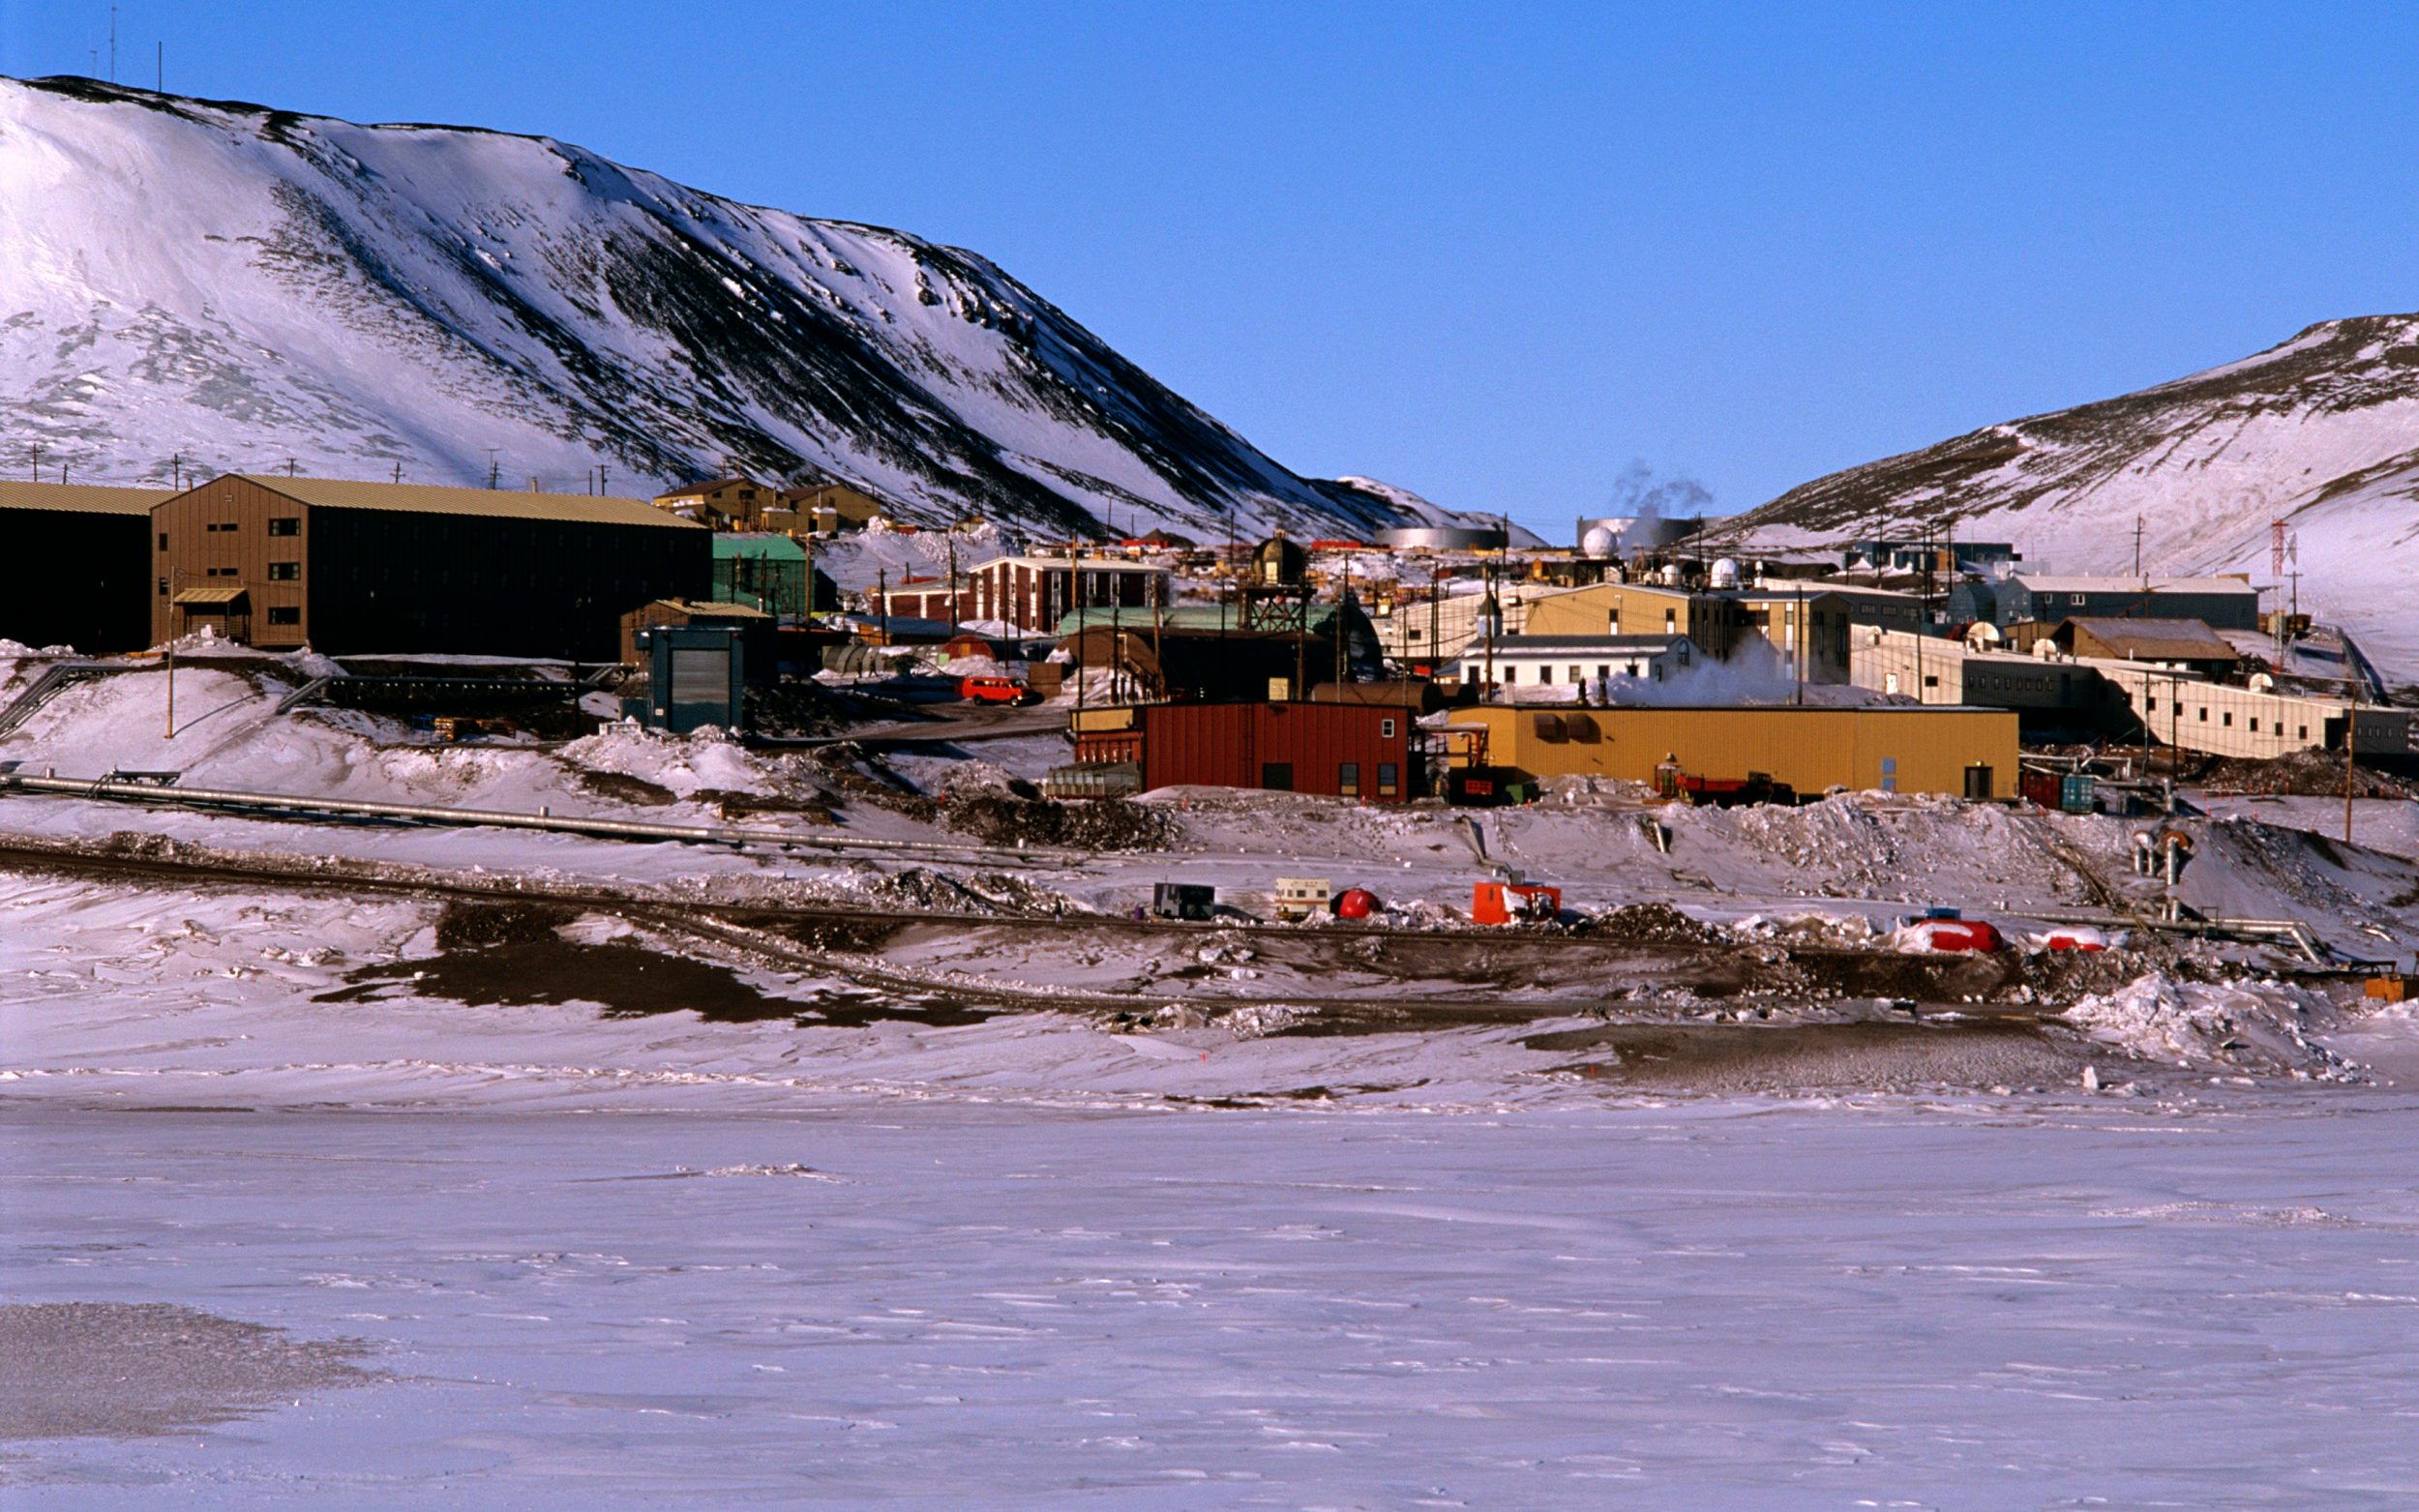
left=151, top=475, right=709, bottom=660
left=0, top=481, right=170, bottom=653
left=1072, top=700, right=1420, bottom=802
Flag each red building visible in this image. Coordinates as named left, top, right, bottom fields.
left=1073, top=700, right=1419, bottom=802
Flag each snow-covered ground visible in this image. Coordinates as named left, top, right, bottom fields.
left=10, top=652, right=2419, bottom=1500
left=10, top=1089, right=2419, bottom=1506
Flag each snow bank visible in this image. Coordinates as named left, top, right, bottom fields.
left=2061, top=972, right=2357, bottom=1079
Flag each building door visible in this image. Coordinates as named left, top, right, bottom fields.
left=1963, top=763, right=1994, bottom=800
left=1262, top=762, right=1294, bottom=791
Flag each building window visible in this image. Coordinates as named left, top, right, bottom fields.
left=2250, top=718, right=2260, bottom=732
left=268, top=561, right=300, bottom=581
left=157, top=532, right=167, bottom=551
left=1568, top=666, right=1582, bottom=684
left=2223, top=712, right=2233, bottom=726
left=206, top=520, right=238, bottom=533
left=1503, top=667, right=1516, bottom=684
left=2299, top=725, right=2309, bottom=738
left=1378, top=762, right=1398, bottom=796
left=2198, top=707, right=2209, bottom=722
left=207, top=566, right=239, bottom=578
left=157, top=578, right=167, bottom=597
left=268, top=518, right=300, bottom=537
left=1538, top=665, right=1553, bottom=684
left=266, top=607, right=300, bottom=626
left=1380, top=718, right=1396, bottom=739
left=1338, top=761, right=1359, bottom=797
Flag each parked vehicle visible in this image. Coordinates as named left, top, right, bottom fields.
left=1445, top=765, right=1539, bottom=807
left=1274, top=876, right=1332, bottom=921
left=1151, top=882, right=1216, bottom=921
left=1653, top=764, right=1795, bottom=808
left=959, top=674, right=1039, bottom=705
left=1473, top=880, right=1562, bottom=926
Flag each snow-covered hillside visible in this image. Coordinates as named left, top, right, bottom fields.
left=1716, top=315, right=2419, bottom=683
left=0, top=75, right=1438, bottom=543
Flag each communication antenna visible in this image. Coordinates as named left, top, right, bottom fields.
left=109, top=5, right=117, bottom=82
left=487, top=449, right=501, bottom=489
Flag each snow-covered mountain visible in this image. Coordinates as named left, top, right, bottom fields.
left=1717, top=315, right=2419, bottom=683
left=0, top=74, right=1449, bottom=542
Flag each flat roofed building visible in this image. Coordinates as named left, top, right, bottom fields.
left=1441, top=634, right=1698, bottom=697
left=1446, top=703, right=2020, bottom=799
left=941, top=554, right=1175, bottom=636
left=654, top=475, right=772, bottom=531
left=1524, top=581, right=1858, bottom=682
left=1991, top=574, right=2260, bottom=632
left=151, top=475, right=709, bottom=659
left=0, top=481, right=170, bottom=653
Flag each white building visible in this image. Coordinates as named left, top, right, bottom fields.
left=1443, top=634, right=1699, bottom=700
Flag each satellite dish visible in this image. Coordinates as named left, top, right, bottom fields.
left=1709, top=557, right=1740, bottom=589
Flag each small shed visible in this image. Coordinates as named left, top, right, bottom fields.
left=619, top=598, right=774, bottom=682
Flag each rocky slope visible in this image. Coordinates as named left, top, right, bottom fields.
left=1719, top=315, right=2419, bottom=680
left=0, top=75, right=1435, bottom=542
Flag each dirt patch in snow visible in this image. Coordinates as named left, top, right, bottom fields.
left=941, top=795, right=1180, bottom=851
left=0, top=1302, right=375, bottom=1441
left=1527, top=1018, right=2081, bottom=1094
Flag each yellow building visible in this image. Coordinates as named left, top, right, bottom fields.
left=779, top=481, right=890, bottom=533
left=1522, top=581, right=1855, bottom=681
left=1445, top=703, right=2021, bottom=799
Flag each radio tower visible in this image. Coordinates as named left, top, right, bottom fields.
left=2272, top=518, right=2286, bottom=577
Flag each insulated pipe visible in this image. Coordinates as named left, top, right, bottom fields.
left=0, top=772, right=1090, bottom=864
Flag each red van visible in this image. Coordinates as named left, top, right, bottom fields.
left=959, top=674, right=1039, bottom=706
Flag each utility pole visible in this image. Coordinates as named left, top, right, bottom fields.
left=487, top=450, right=501, bottom=489
left=109, top=5, right=117, bottom=82
left=392, top=461, right=403, bottom=484
left=2134, top=515, right=2143, bottom=579
left=877, top=567, right=889, bottom=648
left=284, top=457, right=297, bottom=478
left=2346, top=685, right=2360, bottom=845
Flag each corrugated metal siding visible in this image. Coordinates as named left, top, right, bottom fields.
left=1458, top=704, right=2019, bottom=798
left=1140, top=701, right=1416, bottom=802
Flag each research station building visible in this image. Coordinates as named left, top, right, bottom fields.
left=0, top=481, right=170, bottom=653
left=150, top=475, right=711, bottom=660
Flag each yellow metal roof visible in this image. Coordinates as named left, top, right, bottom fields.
left=221, top=476, right=703, bottom=529
left=0, top=481, right=173, bottom=516
left=172, top=583, right=251, bottom=607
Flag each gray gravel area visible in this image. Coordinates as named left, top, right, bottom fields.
left=0, top=1302, right=375, bottom=1441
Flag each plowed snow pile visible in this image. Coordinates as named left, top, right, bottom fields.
left=2061, top=972, right=2358, bottom=1080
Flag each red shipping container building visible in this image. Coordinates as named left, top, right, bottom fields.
left=1074, top=700, right=1420, bottom=803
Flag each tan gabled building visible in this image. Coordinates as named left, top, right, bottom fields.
left=777, top=481, right=890, bottom=534
left=654, top=475, right=772, bottom=531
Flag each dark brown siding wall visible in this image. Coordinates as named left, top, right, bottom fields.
left=150, top=476, right=311, bottom=648
left=306, top=509, right=710, bottom=660
left=1139, top=702, right=1416, bottom=802
left=2, top=509, right=151, bottom=653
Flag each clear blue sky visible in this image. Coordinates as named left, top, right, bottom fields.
left=6, top=2, right=2414, bottom=539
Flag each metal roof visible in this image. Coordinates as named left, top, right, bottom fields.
left=2008, top=574, right=2255, bottom=596
left=218, top=476, right=702, bottom=529
left=712, top=532, right=809, bottom=562
left=0, top=481, right=172, bottom=516
left=1468, top=635, right=1693, bottom=654
left=2062, top=616, right=2241, bottom=661
left=172, top=583, right=250, bottom=607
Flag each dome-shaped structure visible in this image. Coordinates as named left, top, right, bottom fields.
left=1253, top=531, right=1310, bottom=588
left=1580, top=524, right=1619, bottom=558
left=1709, top=557, right=1741, bottom=589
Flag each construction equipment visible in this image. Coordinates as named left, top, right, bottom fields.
left=1445, top=765, right=1538, bottom=807
left=1473, top=880, right=1562, bottom=926
left=1653, top=762, right=1796, bottom=808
